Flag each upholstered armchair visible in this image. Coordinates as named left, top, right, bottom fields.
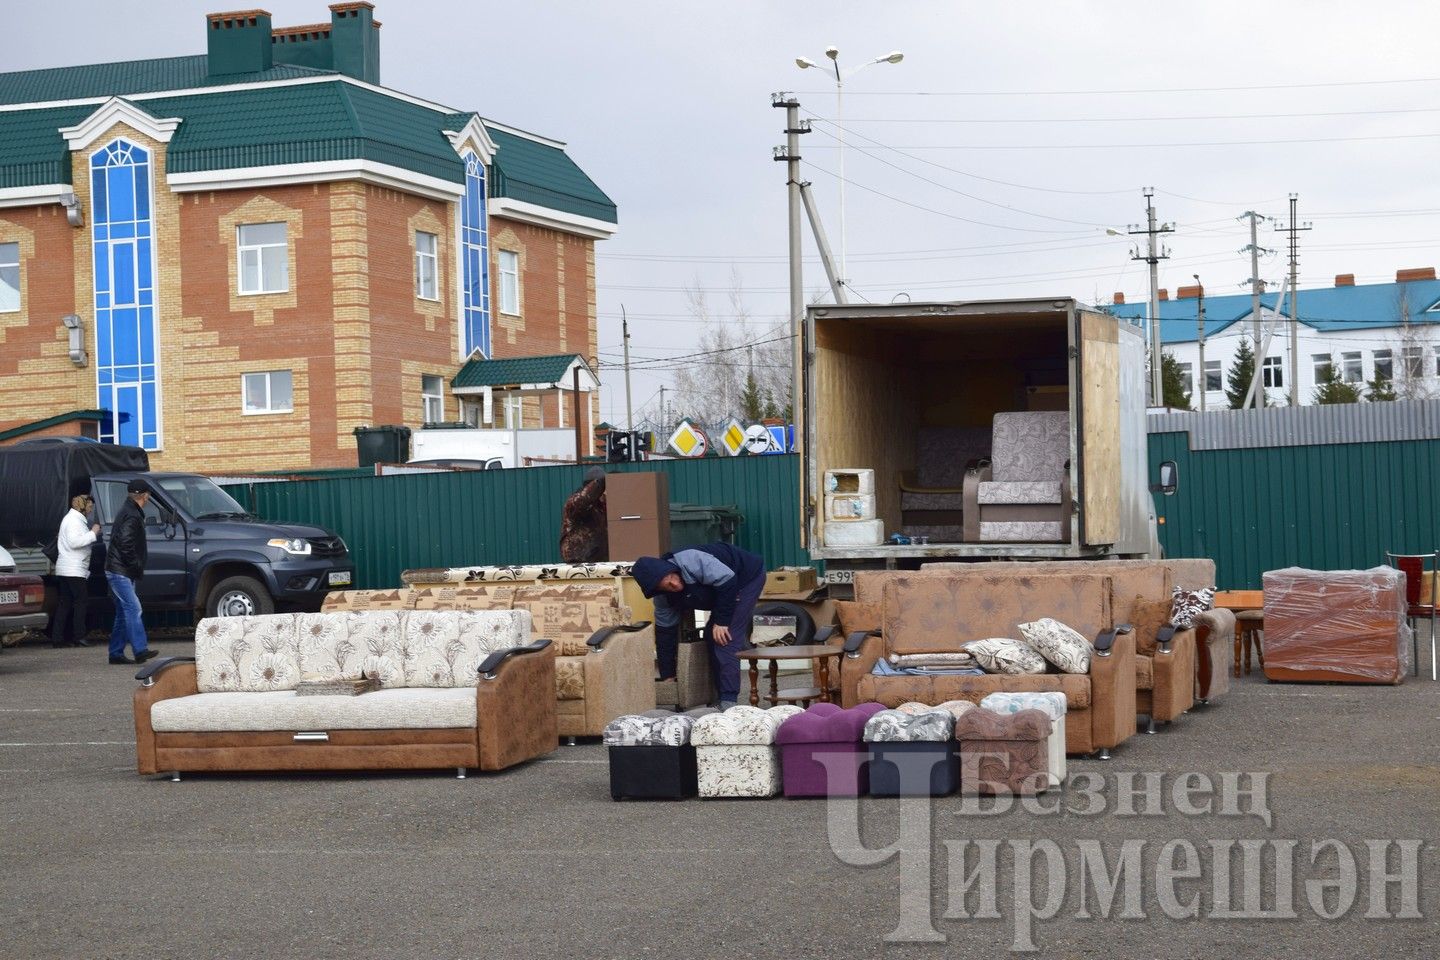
left=963, top=412, right=1072, bottom=543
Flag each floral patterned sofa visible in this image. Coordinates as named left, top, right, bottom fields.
left=132, top=610, right=556, bottom=779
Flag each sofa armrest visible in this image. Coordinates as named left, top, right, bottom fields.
left=839, top=631, right=885, bottom=707
left=478, top=639, right=552, bottom=680
left=583, top=622, right=658, bottom=733
left=1093, top=623, right=1133, bottom=655
left=476, top=641, right=557, bottom=770
left=1148, top=628, right=1197, bottom=722
left=1154, top=625, right=1178, bottom=654
left=1191, top=608, right=1235, bottom=701
left=1087, top=627, right=1137, bottom=750
left=962, top=461, right=991, bottom=542
left=588, top=621, right=652, bottom=651
left=133, top=660, right=199, bottom=776
left=135, top=656, right=195, bottom=685
left=844, top=629, right=880, bottom=656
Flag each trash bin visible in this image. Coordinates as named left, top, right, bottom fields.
left=353, top=425, right=412, bottom=467
left=669, top=504, right=743, bottom=550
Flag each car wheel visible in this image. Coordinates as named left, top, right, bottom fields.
left=206, top=576, right=275, bottom=618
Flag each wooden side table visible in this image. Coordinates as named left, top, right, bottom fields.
left=737, top=644, right=842, bottom=708
left=1214, top=590, right=1264, bottom=677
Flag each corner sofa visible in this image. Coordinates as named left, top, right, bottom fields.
left=842, top=571, right=1136, bottom=757
left=133, top=610, right=556, bottom=778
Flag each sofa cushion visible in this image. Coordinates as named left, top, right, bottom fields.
left=296, top=612, right=408, bottom=687
left=855, top=672, right=1092, bottom=711
left=965, top=637, right=1048, bottom=675
left=320, top=589, right=415, bottom=613
left=602, top=712, right=695, bottom=746
left=1162, top=559, right=1217, bottom=593
left=409, top=584, right=518, bottom=611
left=836, top=600, right=883, bottom=637
left=1170, top=586, right=1215, bottom=629
left=513, top=584, right=630, bottom=656
left=977, top=480, right=1064, bottom=505
left=863, top=708, right=956, bottom=743
left=880, top=573, right=1112, bottom=655
left=555, top=656, right=586, bottom=701
left=991, top=411, right=1069, bottom=482
left=691, top=705, right=802, bottom=746
left=1134, top=655, right=1153, bottom=690
left=404, top=610, right=533, bottom=687
left=149, top=687, right=477, bottom=732
left=1017, top=618, right=1093, bottom=674
left=1129, top=596, right=1173, bottom=657
left=194, top=616, right=301, bottom=693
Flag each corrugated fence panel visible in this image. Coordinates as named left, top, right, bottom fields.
left=222, top=455, right=807, bottom=589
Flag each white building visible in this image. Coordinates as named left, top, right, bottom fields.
left=1110, top=270, right=1440, bottom=408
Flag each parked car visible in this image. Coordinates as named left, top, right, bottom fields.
left=0, top=544, right=46, bottom=648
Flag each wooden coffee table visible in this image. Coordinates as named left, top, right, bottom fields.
left=738, top=644, right=843, bottom=708
left=1214, top=590, right=1264, bottom=677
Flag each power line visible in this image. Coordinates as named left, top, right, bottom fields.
left=803, top=132, right=1440, bottom=150
left=816, top=105, right=1440, bottom=124
left=793, top=76, right=1440, bottom=96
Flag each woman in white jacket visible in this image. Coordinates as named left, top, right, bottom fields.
left=51, top=494, right=100, bottom=648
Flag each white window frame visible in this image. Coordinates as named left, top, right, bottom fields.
left=1312, top=353, right=1333, bottom=382
left=1262, top=356, right=1284, bottom=389
left=498, top=249, right=520, bottom=315
left=1176, top=361, right=1194, bottom=397
left=1341, top=351, right=1363, bottom=384
left=422, top=374, right=445, bottom=423
left=1203, top=359, right=1222, bottom=392
left=415, top=231, right=439, bottom=301
left=1373, top=349, right=1393, bottom=381
left=0, top=241, right=18, bottom=313
left=237, top=222, right=289, bottom=295
left=241, top=370, right=294, bottom=415
left=1402, top=345, right=1425, bottom=378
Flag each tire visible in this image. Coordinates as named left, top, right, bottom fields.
left=206, top=575, right=275, bottom=618
left=753, top=602, right=816, bottom=646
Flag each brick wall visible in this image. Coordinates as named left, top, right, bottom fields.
left=0, top=205, right=82, bottom=432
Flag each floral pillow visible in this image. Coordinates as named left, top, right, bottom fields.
left=1170, top=586, right=1215, bottom=629
left=1017, top=618, right=1092, bottom=674
left=963, top=637, right=1048, bottom=675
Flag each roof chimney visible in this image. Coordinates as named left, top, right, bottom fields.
left=329, top=2, right=380, bottom=84
left=1176, top=285, right=1200, bottom=300
left=206, top=10, right=274, bottom=76
left=1113, top=292, right=1125, bottom=304
left=1158, top=288, right=1169, bottom=301
left=1396, top=267, right=1436, bottom=283
left=1335, top=274, right=1355, bottom=287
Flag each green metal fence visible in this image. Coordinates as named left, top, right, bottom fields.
left=1149, top=431, right=1440, bottom=589
left=221, top=455, right=808, bottom=590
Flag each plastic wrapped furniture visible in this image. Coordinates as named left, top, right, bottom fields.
left=603, top=709, right=715, bottom=800
left=1261, top=567, right=1412, bottom=684
left=863, top=707, right=959, bottom=797
left=980, top=691, right=1067, bottom=787
left=690, top=705, right=803, bottom=798
left=954, top=707, right=1053, bottom=796
left=775, top=702, right=887, bottom=798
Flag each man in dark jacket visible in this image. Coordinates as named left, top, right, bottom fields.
left=105, top=479, right=157, bottom=665
left=633, top=542, right=766, bottom=710
left=558, top=466, right=607, bottom=563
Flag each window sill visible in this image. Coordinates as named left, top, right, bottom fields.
left=237, top=289, right=291, bottom=298
left=242, top=409, right=295, bottom=416
left=416, top=294, right=442, bottom=303
left=498, top=309, right=522, bottom=319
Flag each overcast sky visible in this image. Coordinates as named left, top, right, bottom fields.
left=11, top=0, right=1440, bottom=426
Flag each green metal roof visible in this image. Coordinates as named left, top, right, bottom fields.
left=485, top=124, right=617, bottom=224
left=452, top=354, right=587, bottom=389
left=0, top=55, right=334, bottom=106
left=0, top=409, right=107, bottom=443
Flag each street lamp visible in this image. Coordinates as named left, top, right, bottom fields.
left=796, top=46, right=904, bottom=288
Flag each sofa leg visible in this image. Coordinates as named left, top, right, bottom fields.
left=1095, top=748, right=1111, bottom=761
left=1144, top=716, right=1157, bottom=735
left=1196, top=698, right=1208, bottom=706
left=455, top=767, right=467, bottom=780
left=566, top=736, right=577, bottom=747
left=169, top=771, right=181, bottom=782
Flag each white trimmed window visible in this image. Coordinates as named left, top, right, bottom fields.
left=415, top=231, right=438, bottom=300
left=1312, top=353, right=1333, bottom=382
left=242, top=370, right=293, bottom=414
left=237, top=222, right=289, bottom=294
left=422, top=374, right=444, bottom=423
left=1373, top=349, right=1393, bottom=380
left=1403, top=345, right=1425, bottom=378
left=1262, top=356, right=1283, bottom=389
left=1203, top=359, right=1222, bottom=392
left=1341, top=351, right=1363, bottom=383
left=0, top=242, right=18, bottom=312
left=1176, top=361, right=1193, bottom=396
left=499, top=249, right=520, bottom=315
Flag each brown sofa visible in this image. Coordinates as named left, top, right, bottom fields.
left=843, top=571, right=1136, bottom=757
left=133, top=610, right=555, bottom=778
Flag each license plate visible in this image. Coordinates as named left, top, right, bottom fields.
left=0, top=590, right=17, bottom=605
left=823, top=570, right=854, bottom=585
left=327, top=572, right=352, bottom=587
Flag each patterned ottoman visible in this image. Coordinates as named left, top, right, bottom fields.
left=954, top=708, right=1053, bottom=796
left=603, top=709, right=714, bottom=800
left=863, top=705, right=961, bottom=797
left=979, top=691, right=1068, bottom=787
left=690, top=705, right=804, bottom=798
left=774, top=702, right=887, bottom=798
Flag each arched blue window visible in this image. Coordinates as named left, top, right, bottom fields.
left=460, top=151, right=490, bottom=358
left=91, top=139, right=159, bottom=449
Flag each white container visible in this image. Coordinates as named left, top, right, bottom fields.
left=822, top=518, right=884, bottom=547
left=826, top=494, right=876, bottom=521
left=824, top=468, right=874, bottom=496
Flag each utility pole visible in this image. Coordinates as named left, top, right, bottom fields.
left=1127, top=187, right=1173, bottom=406
left=1193, top=274, right=1207, bottom=412
left=620, top=304, right=634, bottom=435
left=658, top=385, right=667, bottom=432
left=773, top=93, right=806, bottom=442
left=1240, top=210, right=1272, bottom=408
left=1274, top=195, right=1312, bottom=407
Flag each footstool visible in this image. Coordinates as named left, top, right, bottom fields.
left=774, top=702, right=887, bottom=798
left=691, top=705, right=803, bottom=798
left=863, top=705, right=961, bottom=797
left=953, top=707, right=1053, bottom=796
left=979, top=691, right=1068, bottom=786
left=603, top=709, right=715, bottom=800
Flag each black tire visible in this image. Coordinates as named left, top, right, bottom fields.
left=753, top=602, right=815, bottom=646
left=206, top=575, right=275, bottom=618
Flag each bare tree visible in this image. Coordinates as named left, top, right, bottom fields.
left=670, top=271, right=792, bottom=426
left=1390, top=285, right=1436, bottom=400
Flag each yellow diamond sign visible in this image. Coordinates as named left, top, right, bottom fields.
left=668, top=421, right=708, bottom=458
left=720, top=419, right=746, bottom=457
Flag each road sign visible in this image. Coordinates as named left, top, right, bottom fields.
left=720, top=419, right=746, bottom=457
left=668, top=421, right=708, bottom=458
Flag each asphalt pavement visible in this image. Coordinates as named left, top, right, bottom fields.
left=1, top=638, right=1437, bottom=960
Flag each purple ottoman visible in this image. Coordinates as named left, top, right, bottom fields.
left=775, top=702, right=887, bottom=798
left=954, top=708, right=1053, bottom=796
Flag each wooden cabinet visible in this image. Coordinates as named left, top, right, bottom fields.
left=607, top=473, right=670, bottom=560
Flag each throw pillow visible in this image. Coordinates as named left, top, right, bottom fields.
left=1129, top=595, right=1174, bottom=657
left=1017, top=618, right=1093, bottom=674
left=1170, top=586, right=1215, bottom=629
left=888, top=651, right=979, bottom=669
left=963, top=637, right=1048, bottom=675
left=836, top=600, right=883, bottom=637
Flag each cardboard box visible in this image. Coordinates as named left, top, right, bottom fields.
left=764, top=566, right=818, bottom=595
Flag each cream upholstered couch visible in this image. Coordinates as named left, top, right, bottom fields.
left=133, top=610, right=556, bottom=778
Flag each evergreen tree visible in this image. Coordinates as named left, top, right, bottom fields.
left=739, top=372, right=765, bottom=421
left=1312, top=363, right=1362, bottom=405
left=1366, top=370, right=1397, bottom=402
left=1225, top=336, right=1260, bottom=409
left=1160, top=352, right=1192, bottom=410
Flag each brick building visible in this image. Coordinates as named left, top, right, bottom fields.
left=0, top=3, right=616, bottom=470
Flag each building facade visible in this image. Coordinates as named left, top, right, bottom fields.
left=1111, top=270, right=1440, bottom=408
left=0, top=3, right=616, bottom=469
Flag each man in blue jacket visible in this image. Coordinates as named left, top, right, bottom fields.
left=632, top=542, right=766, bottom=710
